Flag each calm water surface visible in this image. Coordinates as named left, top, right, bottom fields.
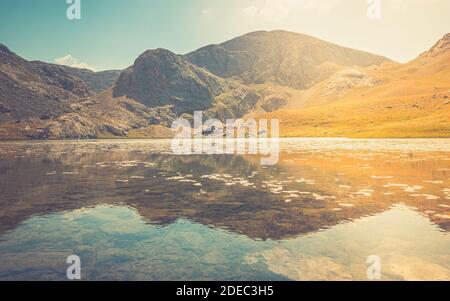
left=0, top=138, right=449, bottom=280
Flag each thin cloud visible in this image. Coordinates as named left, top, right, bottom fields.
left=54, top=55, right=97, bottom=71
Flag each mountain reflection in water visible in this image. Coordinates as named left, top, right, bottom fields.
left=0, top=139, right=449, bottom=280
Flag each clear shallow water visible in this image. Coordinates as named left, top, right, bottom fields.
left=0, top=138, right=449, bottom=280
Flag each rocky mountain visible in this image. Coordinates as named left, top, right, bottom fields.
left=113, top=48, right=259, bottom=120
left=418, top=33, right=450, bottom=59
left=187, top=30, right=390, bottom=89
left=0, top=43, right=261, bottom=139
left=257, top=33, right=450, bottom=138
left=0, top=43, right=91, bottom=122
left=114, top=48, right=225, bottom=114
left=2, top=30, right=448, bottom=140
left=56, top=66, right=121, bottom=93
left=0, top=43, right=121, bottom=123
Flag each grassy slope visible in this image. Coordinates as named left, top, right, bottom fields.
left=255, top=44, right=450, bottom=138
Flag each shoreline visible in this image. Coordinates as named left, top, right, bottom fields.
left=2, top=136, right=450, bottom=143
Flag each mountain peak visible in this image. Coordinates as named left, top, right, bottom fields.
left=187, top=30, right=389, bottom=89
left=434, top=33, right=450, bottom=48
left=424, top=33, right=450, bottom=57
left=114, top=47, right=223, bottom=113
left=139, top=48, right=176, bottom=58
left=133, top=48, right=184, bottom=70
left=242, top=30, right=312, bottom=38
left=0, top=43, right=11, bottom=54
left=0, top=43, right=17, bottom=61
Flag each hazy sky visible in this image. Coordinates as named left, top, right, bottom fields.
left=0, top=0, right=449, bottom=71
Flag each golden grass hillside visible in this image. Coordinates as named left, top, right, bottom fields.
left=254, top=34, right=450, bottom=138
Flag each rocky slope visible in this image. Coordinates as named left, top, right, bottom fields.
left=0, top=43, right=121, bottom=123
left=114, top=48, right=225, bottom=114
left=113, top=48, right=259, bottom=120
left=418, top=33, right=450, bottom=59
left=187, top=30, right=390, bottom=89
left=256, top=33, right=450, bottom=138
left=56, top=66, right=121, bottom=93
left=0, top=44, right=262, bottom=139
left=0, top=44, right=91, bottom=122
left=3, top=30, right=447, bottom=140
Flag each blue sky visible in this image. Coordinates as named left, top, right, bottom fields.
left=1, top=0, right=449, bottom=71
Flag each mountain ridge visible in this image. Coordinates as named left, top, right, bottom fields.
left=187, top=30, right=391, bottom=89
left=0, top=31, right=448, bottom=139
left=0, top=43, right=91, bottom=122
left=112, top=47, right=261, bottom=122
left=255, top=32, right=450, bottom=138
